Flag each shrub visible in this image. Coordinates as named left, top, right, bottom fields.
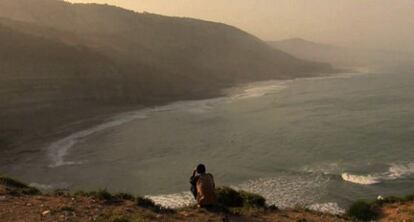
left=136, top=197, right=157, bottom=209
left=348, top=200, right=379, bottom=221
left=53, top=189, right=68, bottom=196
left=375, top=196, right=403, bottom=206
left=95, top=189, right=115, bottom=201
left=405, top=194, right=414, bottom=202
left=216, top=187, right=244, bottom=207
left=73, top=191, right=87, bottom=196
left=0, top=176, right=40, bottom=195
left=136, top=197, right=174, bottom=213
left=21, top=187, right=41, bottom=195
left=239, top=190, right=266, bottom=208
left=216, top=187, right=266, bottom=208
left=0, top=176, right=29, bottom=188
left=114, top=192, right=136, bottom=201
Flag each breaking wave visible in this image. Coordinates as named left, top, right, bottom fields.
left=146, top=192, right=196, bottom=209
left=147, top=172, right=347, bottom=215
left=230, top=80, right=288, bottom=100
left=342, top=163, right=414, bottom=185
left=341, top=173, right=381, bottom=185
left=308, top=202, right=345, bottom=215
left=235, top=173, right=330, bottom=209
left=47, top=111, right=148, bottom=168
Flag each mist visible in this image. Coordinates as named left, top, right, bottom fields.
left=67, top=0, right=414, bottom=53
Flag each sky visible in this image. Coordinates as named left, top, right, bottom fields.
left=67, top=0, right=414, bottom=52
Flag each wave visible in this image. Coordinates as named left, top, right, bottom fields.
left=146, top=192, right=196, bottom=209
left=308, top=202, right=345, bottom=215
left=29, top=182, right=69, bottom=191
left=47, top=111, right=148, bottom=168
left=388, top=163, right=414, bottom=179
left=235, top=172, right=331, bottom=209
left=341, top=163, right=414, bottom=185
left=341, top=173, right=381, bottom=185
left=147, top=173, right=347, bottom=215
left=230, top=81, right=288, bottom=100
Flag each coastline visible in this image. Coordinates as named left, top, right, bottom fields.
left=45, top=70, right=357, bottom=169
left=1, top=70, right=343, bottom=154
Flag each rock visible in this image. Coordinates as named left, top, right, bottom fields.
left=0, top=196, right=6, bottom=201
left=26, top=203, right=32, bottom=206
left=42, top=210, right=51, bottom=216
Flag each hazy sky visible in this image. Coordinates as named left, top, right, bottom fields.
left=67, top=0, right=414, bottom=52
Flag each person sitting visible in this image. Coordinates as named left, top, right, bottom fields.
left=190, top=164, right=217, bottom=207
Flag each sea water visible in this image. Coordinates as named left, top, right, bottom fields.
left=2, top=71, right=414, bottom=214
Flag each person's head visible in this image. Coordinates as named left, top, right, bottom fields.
left=196, top=164, right=206, bottom=174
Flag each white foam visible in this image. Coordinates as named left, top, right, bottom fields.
left=47, top=111, right=148, bottom=168
left=231, top=81, right=288, bottom=100
left=29, top=182, right=69, bottom=191
left=146, top=192, right=196, bottom=209
left=308, top=202, right=345, bottom=215
left=29, top=183, right=54, bottom=190
left=46, top=79, right=292, bottom=168
left=388, top=163, right=414, bottom=179
left=146, top=174, right=346, bottom=215
left=341, top=163, right=414, bottom=185
left=341, top=173, right=380, bottom=185
left=235, top=173, right=330, bottom=209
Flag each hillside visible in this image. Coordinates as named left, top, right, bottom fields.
left=1, top=177, right=414, bottom=222
left=0, top=177, right=350, bottom=222
left=0, top=0, right=334, bottom=152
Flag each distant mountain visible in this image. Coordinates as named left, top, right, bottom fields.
left=268, top=38, right=361, bottom=68
left=268, top=38, right=414, bottom=71
left=0, top=0, right=334, bottom=150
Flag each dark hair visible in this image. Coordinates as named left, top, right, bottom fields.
left=196, top=164, right=206, bottom=174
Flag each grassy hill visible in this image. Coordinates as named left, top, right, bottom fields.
left=1, top=176, right=413, bottom=221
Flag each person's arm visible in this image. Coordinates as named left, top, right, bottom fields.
left=190, top=170, right=198, bottom=199
left=209, top=174, right=215, bottom=189
left=190, top=169, right=197, bottom=185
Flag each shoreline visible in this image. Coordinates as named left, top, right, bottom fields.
left=1, top=69, right=351, bottom=158
left=45, top=70, right=357, bottom=169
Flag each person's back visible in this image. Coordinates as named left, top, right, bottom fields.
left=190, top=164, right=217, bottom=207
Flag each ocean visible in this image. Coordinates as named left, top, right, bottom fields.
left=2, top=71, right=414, bottom=214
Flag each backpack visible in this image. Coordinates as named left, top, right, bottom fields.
left=196, top=173, right=217, bottom=206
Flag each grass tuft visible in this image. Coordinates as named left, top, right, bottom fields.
left=136, top=197, right=175, bottom=213
left=114, top=192, right=136, bottom=201
left=215, top=187, right=266, bottom=208
left=347, top=200, right=379, bottom=221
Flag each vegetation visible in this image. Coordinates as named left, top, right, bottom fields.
left=347, top=200, right=379, bottom=221
left=136, top=197, right=175, bottom=214
left=2, top=175, right=414, bottom=221
left=347, top=193, right=414, bottom=221
left=216, top=186, right=266, bottom=208
left=0, top=176, right=40, bottom=195
left=114, top=192, right=136, bottom=201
